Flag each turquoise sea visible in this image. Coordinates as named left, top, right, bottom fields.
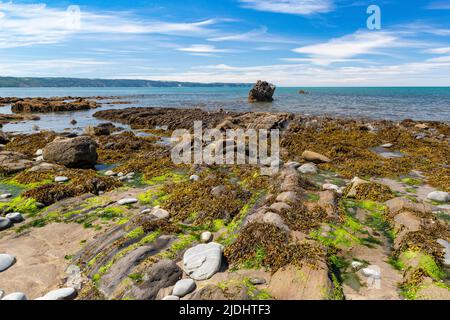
left=0, top=87, right=449, bottom=133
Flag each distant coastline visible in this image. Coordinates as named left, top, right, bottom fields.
left=0, top=76, right=251, bottom=88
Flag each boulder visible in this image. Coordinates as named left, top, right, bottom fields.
left=122, top=259, right=182, bottom=300
left=40, top=287, right=77, bottom=300
left=301, top=150, right=331, bottom=164
left=54, top=176, right=70, bottom=183
left=427, top=191, right=450, bottom=203
left=345, top=177, right=370, bottom=198
left=269, top=202, right=291, bottom=213
left=284, top=161, right=301, bottom=169
left=183, top=242, right=223, bottom=281
left=386, top=197, right=433, bottom=216
left=151, top=208, right=170, bottom=220
left=5, top=212, right=24, bottom=223
left=43, top=136, right=98, bottom=168
left=248, top=81, right=276, bottom=102
left=276, top=191, right=298, bottom=204
left=1, top=292, right=27, bottom=300
left=172, top=279, right=196, bottom=297
left=298, top=163, right=318, bottom=174
left=0, top=217, right=11, bottom=231
left=0, top=253, right=15, bottom=272
left=162, top=295, right=180, bottom=300
left=200, top=231, right=213, bottom=243
left=263, top=212, right=290, bottom=232
left=190, top=175, right=200, bottom=182
left=117, top=198, right=138, bottom=205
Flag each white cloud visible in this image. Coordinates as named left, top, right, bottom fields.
left=238, top=0, right=333, bottom=15
left=177, top=44, right=231, bottom=54
left=0, top=2, right=221, bottom=48
left=207, top=26, right=297, bottom=44
left=292, top=31, right=398, bottom=65
left=427, top=47, right=450, bottom=54
left=157, top=57, right=450, bottom=86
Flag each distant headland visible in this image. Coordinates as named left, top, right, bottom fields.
left=0, top=76, right=252, bottom=88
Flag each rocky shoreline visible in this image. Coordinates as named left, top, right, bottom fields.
left=0, top=105, right=448, bottom=300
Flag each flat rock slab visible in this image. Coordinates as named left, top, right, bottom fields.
left=0, top=222, right=95, bottom=299
left=183, top=242, right=223, bottom=281
left=0, top=254, right=16, bottom=272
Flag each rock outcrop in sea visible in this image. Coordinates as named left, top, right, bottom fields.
left=248, top=80, right=276, bottom=102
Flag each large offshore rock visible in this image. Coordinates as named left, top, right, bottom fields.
left=183, top=242, right=223, bottom=281
left=43, top=136, right=98, bottom=168
left=248, top=81, right=276, bottom=102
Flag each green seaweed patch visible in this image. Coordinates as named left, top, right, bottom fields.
left=401, top=177, right=423, bottom=186
left=0, top=196, right=40, bottom=216
left=160, top=234, right=198, bottom=260
left=137, top=188, right=168, bottom=206
left=399, top=250, right=446, bottom=281
left=307, top=193, right=320, bottom=202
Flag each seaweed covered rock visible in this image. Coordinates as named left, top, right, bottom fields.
left=224, top=223, right=324, bottom=272
left=11, top=98, right=98, bottom=113
left=248, top=81, right=276, bottom=103
left=347, top=181, right=394, bottom=202
left=5, top=131, right=57, bottom=157
left=43, top=136, right=98, bottom=168
left=0, top=131, right=10, bottom=144
left=22, top=170, right=121, bottom=206
left=0, top=151, right=34, bottom=175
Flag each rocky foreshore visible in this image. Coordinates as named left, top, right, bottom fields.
left=0, top=106, right=449, bottom=301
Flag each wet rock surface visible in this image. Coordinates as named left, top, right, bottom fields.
left=0, top=106, right=448, bottom=301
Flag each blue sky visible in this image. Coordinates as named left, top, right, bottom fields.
left=0, top=0, right=450, bottom=86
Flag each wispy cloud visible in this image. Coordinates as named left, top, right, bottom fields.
left=427, top=47, right=450, bottom=54
left=238, top=0, right=334, bottom=15
left=138, top=53, right=450, bottom=86
left=207, top=26, right=298, bottom=44
left=0, top=2, right=222, bottom=48
left=292, top=31, right=398, bottom=65
left=177, top=44, right=233, bottom=56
